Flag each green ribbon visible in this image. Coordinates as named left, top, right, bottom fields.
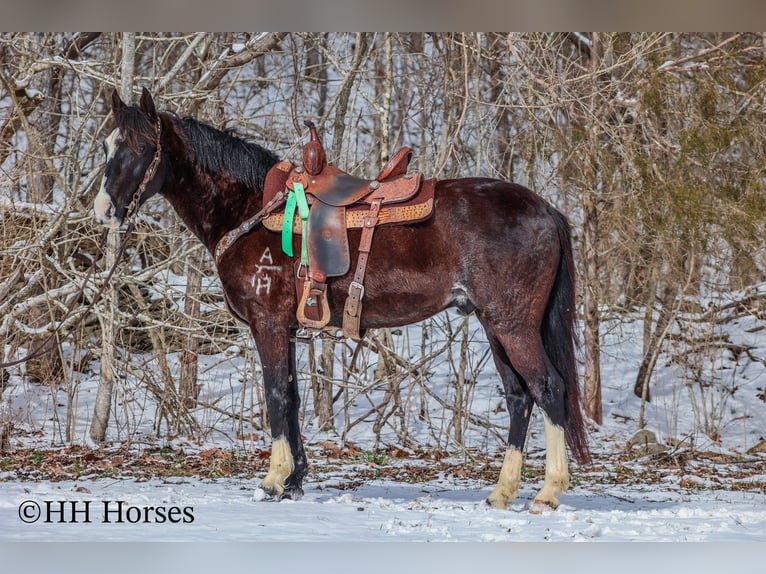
left=294, top=182, right=310, bottom=267
left=281, top=182, right=310, bottom=265
left=281, top=189, right=297, bottom=256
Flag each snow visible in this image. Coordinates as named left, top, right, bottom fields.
left=1, top=308, right=765, bottom=543
left=1, top=475, right=764, bottom=542
left=23, top=88, right=44, bottom=99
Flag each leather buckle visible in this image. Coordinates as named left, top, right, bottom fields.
left=348, top=281, right=365, bottom=301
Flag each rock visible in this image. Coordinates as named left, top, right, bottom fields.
left=626, top=429, right=669, bottom=455
left=746, top=439, right=766, bottom=455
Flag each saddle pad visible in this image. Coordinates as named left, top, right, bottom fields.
left=264, top=178, right=436, bottom=234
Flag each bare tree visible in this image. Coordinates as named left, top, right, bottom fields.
left=91, top=32, right=134, bottom=443
left=2, top=32, right=764, bottom=455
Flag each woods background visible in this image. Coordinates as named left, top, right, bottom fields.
left=1, top=32, right=764, bottom=454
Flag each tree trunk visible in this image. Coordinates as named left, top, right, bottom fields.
left=315, top=335, right=335, bottom=431
left=581, top=32, right=603, bottom=424
left=18, top=36, right=61, bottom=386
left=179, top=244, right=203, bottom=410
left=90, top=224, right=119, bottom=443
left=91, top=32, right=134, bottom=443
left=633, top=270, right=670, bottom=402
left=329, top=33, right=368, bottom=164
left=452, top=317, right=470, bottom=445
left=582, top=196, right=603, bottom=424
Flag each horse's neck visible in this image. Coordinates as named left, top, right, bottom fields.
left=162, top=168, right=264, bottom=256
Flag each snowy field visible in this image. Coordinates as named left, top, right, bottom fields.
left=1, top=473, right=765, bottom=542
left=2, top=306, right=765, bottom=548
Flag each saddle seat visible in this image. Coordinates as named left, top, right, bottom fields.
left=301, top=146, right=415, bottom=207
left=261, top=122, right=436, bottom=339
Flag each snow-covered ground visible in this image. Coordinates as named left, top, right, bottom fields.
left=1, top=307, right=765, bottom=543
left=1, top=474, right=765, bottom=542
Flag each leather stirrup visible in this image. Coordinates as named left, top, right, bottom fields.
left=296, top=280, right=331, bottom=329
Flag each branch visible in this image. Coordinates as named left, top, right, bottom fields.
left=61, top=32, right=102, bottom=60
left=566, top=32, right=592, bottom=59
left=0, top=79, right=44, bottom=165
left=657, top=32, right=745, bottom=73
left=328, top=33, right=370, bottom=164
left=12, top=32, right=102, bottom=90
left=193, top=32, right=287, bottom=93
left=157, top=33, right=208, bottom=91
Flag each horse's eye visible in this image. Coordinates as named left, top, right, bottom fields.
left=138, top=143, right=146, bottom=153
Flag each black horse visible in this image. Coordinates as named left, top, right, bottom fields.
left=95, top=89, right=589, bottom=512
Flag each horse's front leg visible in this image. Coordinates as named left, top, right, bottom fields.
left=255, top=328, right=308, bottom=500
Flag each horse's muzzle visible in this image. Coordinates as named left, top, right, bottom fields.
left=93, top=188, right=121, bottom=227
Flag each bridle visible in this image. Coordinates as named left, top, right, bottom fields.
left=124, top=116, right=163, bottom=225
left=0, top=117, right=163, bottom=369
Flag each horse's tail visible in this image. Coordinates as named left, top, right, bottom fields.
left=543, top=206, right=591, bottom=465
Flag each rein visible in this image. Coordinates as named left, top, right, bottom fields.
left=0, top=118, right=163, bottom=370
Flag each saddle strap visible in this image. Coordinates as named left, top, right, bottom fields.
left=342, top=196, right=383, bottom=340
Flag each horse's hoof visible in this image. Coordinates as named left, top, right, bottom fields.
left=255, top=482, right=283, bottom=500
left=279, top=486, right=304, bottom=501
left=485, top=496, right=509, bottom=510
left=529, top=498, right=559, bottom=514
left=253, top=487, right=276, bottom=501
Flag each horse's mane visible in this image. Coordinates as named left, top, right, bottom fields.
left=179, top=116, right=279, bottom=191
left=114, top=105, right=279, bottom=192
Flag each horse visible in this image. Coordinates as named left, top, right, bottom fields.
left=94, top=88, right=590, bottom=512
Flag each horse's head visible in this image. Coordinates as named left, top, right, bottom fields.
left=94, top=88, right=166, bottom=227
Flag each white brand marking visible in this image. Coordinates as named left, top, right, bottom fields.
left=255, top=275, right=272, bottom=296
left=251, top=248, right=282, bottom=296
left=260, top=247, right=274, bottom=265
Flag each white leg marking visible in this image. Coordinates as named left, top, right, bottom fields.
left=487, top=448, right=523, bottom=509
left=531, top=415, right=569, bottom=512
left=260, top=437, right=294, bottom=496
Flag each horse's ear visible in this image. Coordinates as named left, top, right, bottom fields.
left=111, top=89, right=125, bottom=116
left=139, top=87, right=158, bottom=121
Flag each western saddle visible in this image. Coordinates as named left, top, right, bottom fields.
left=262, top=121, right=436, bottom=340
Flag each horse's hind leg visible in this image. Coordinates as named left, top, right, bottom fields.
left=531, top=411, right=569, bottom=513
left=492, top=326, right=570, bottom=511
left=480, top=318, right=534, bottom=509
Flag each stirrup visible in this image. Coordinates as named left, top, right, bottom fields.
left=296, top=280, right=331, bottom=329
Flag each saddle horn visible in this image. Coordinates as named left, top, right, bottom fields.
left=302, top=120, right=326, bottom=176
